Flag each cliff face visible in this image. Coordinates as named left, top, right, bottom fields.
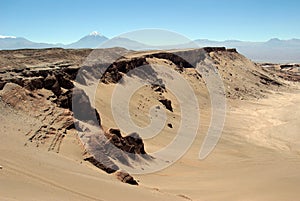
left=0, top=47, right=145, bottom=184
left=99, top=47, right=284, bottom=100
left=0, top=47, right=291, bottom=184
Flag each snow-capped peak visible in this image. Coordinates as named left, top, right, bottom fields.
left=0, top=35, right=16, bottom=39
left=89, top=31, right=103, bottom=37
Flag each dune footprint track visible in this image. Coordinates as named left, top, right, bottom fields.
left=0, top=158, right=105, bottom=201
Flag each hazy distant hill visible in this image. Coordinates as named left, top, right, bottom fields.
left=1, top=32, right=300, bottom=63
left=0, top=37, right=57, bottom=49
left=66, top=31, right=108, bottom=48
left=100, top=37, right=150, bottom=50
left=194, top=38, right=300, bottom=63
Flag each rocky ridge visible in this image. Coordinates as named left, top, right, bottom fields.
left=0, top=47, right=295, bottom=184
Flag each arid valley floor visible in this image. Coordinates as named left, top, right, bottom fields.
left=0, top=47, right=300, bottom=201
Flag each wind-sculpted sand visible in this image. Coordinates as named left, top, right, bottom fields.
left=0, top=47, right=300, bottom=200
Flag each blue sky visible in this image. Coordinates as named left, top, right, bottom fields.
left=1, top=0, right=300, bottom=44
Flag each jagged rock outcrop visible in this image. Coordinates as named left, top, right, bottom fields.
left=0, top=83, right=74, bottom=152
left=0, top=81, right=5, bottom=90
left=167, top=123, right=173, bottom=128
left=115, top=171, right=138, bottom=185
left=0, top=47, right=294, bottom=185
left=159, top=99, right=173, bottom=112
left=84, top=154, right=119, bottom=174
left=23, top=77, right=44, bottom=90
left=152, top=84, right=166, bottom=93
left=77, top=126, right=151, bottom=178
left=0, top=48, right=152, bottom=185
left=101, top=57, right=148, bottom=83
left=44, top=74, right=57, bottom=89
left=258, top=63, right=300, bottom=82
left=105, top=128, right=147, bottom=155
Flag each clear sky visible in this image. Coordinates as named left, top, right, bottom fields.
left=1, top=0, right=300, bottom=44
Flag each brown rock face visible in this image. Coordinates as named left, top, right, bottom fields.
left=54, top=71, right=74, bottom=89
left=0, top=48, right=150, bottom=185
left=0, top=47, right=293, bottom=186
left=0, top=81, right=5, bottom=90
left=101, top=57, right=148, bottom=83
left=159, top=98, right=173, bottom=112
left=105, top=128, right=146, bottom=155
left=0, top=83, right=74, bottom=152
left=84, top=156, right=118, bottom=174
left=23, top=77, right=44, bottom=90
left=44, top=75, right=57, bottom=89
left=115, top=171, right=138, bottom=185
left=55, top=90, right=73, bottom=109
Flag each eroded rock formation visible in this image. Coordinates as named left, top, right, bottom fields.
left=0, top=47, right=292, bottom=185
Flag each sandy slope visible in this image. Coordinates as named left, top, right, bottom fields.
left=0, top=101, right=186, bottom=201
left=1, top=48, right=300, bottom=201
left=95, top=82, right=300, bottom=201
left=137, top=91, right=300, bottom=201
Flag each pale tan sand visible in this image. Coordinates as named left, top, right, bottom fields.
left=1, top=86, right=300, bottom=201
left=95, top=80, right=300, bottom=201
left=137, top=91, right=300, bottom=201
left=0, top=101, right=186, bottom=201
left=1, top=48, right=300, bottom=201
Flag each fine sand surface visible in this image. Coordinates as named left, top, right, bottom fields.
left=99, top=79, right=300, bottom=201
left=137, top=91, right=300, bottom=201
left=0, top=48, right=300, bottom=201
left=0, top=100, right=186, bottom=201
left=1, top=88, right=300, bottom=201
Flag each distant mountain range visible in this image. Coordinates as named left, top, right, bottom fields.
left=193, top=38, right=300, bottom=63
left=66, top=31, right=108, bottom=48
left=1, top=32, right=300, bottom=63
